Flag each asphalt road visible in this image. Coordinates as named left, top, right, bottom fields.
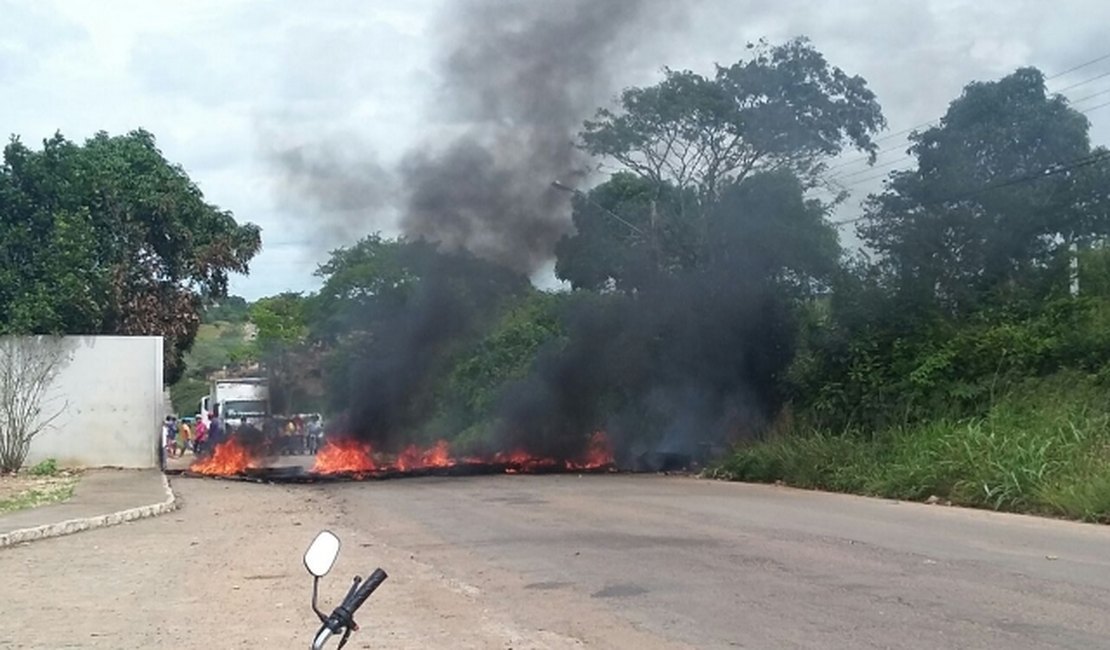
left=327, top=474, right=1110, bottom=649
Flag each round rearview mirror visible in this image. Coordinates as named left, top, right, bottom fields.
left=304, top=530, right=341, bottom=577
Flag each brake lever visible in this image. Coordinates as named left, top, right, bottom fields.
left=336, top=627, right=353, bottom=650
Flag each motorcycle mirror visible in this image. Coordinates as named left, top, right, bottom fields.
left=304, top=530, right=341, bottom=577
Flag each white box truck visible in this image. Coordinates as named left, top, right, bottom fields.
left=199, top=377, right=270, bottom=425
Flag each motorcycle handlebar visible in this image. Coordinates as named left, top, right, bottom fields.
left=341, top=568, right=388, bottom=614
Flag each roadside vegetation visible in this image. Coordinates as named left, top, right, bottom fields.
left=0, top=460, right=79, bottom=514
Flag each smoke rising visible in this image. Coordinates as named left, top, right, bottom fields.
left=399, top=0, right=668, bottom=273
left=267, top=138, right=396, bottom=249
left=494, top=262, right=794, bottom=466
left=273, top=0, right=788, bottom=467
left=333, top=243, right=529, bottom=450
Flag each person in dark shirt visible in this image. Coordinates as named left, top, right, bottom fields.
left=207, top=411, right=223, bottom=451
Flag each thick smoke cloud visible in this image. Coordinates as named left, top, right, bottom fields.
left=495, top=264, right=794, bottom=467
left=266, top=138, right=396, bottom=249
left=399, top=0, right=667, bottom=273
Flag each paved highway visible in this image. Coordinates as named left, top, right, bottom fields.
left=329, top=474, right=1110, bottom=649
left=5, top=473, right=1110, bottom=649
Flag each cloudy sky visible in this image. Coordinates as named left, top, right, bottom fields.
left=4, top=0, right=1110, bottom=299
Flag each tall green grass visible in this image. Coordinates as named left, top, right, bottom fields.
left=715, top=372, right=1110, bottom=522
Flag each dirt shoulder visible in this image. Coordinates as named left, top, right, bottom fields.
left=0, top=477, right=626, bottom=649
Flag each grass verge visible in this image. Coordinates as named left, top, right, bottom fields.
left=0, top=472, right=80, bottom=515
left=714, top=371, right=1110, bottom=522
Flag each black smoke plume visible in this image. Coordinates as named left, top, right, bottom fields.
left=494, top=266, right=795, bottom=467
left=399, top=0, right=667, bottom=273
left=315, top=0, right=681, bottom=455
left=329, top=243, right=529, bottom=450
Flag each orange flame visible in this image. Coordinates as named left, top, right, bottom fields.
left=191, top=439, right=253, bottom=475
left=195, top=431, right=616, bottom=477
left=395, top=439, right=455, bottom=471
left=567, top=431, right=615, bottom=470
left=313, top=439, right=377, bottom=474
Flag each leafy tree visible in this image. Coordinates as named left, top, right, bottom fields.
left=311, top=235, right=530, bottom=444
left=707, top=170, right=840, bottom=297
left=251, top=293, right=309, bottom=350
left=581, top=38, right=885, bottom=202
left=203, top=296, right=250, bottom=323
left=0, top=130, right=261, bottom=382
left=310, top=233, right=422, bottom=341
left=556, top=170, right=840, bottom=296
left=250, top=293, right=311, bottom=414
left=554, top=173, right=698, bottom=291
left=859, top=68, right=1110, bottom=315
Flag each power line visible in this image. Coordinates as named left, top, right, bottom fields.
left=831, top=149, right=1110, bottom=226
left=830, top=155, right=913, bottom=181
left=823, top=51, right=1110, bottom=176
left=1081, top=99, right=1110, bottom=114
left=1045, top=52, right=1110, bottom=80
left=1070, top=87, right=1110, bottom=105
left=836, top=93, right=1110, bottom=189
left=1054, top=69, right=1110, bottom=94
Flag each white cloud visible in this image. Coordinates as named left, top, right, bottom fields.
left=1, top=0, right=1109, bottom=298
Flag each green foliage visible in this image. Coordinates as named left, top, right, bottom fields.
left=859, top=68, right=1109, bottom=316
left=203, top=297, right=249, bottom=324
left=582, top=37, right=885, bottom=199
left=718, top=372, right=1110, bottom=521
left=0, top=130, right=261, bottom=382
left=28, top=458, right=57, bottom=476
left=250, top=293, right=309, bottom=350
left=791, top=292, right=1110, bottom=432
left=448, top=291, right=566, bottom=423
left=171, top=377, right=210, bottom=417
left=169, top=320, right=255, bottom=414
left=0, top=475, right=76, bottom=513
left=556, top=170, right=841, bottom=298
left=311, top=233, right=420, bottom=340
left=249, top=292, right=313, bottom=415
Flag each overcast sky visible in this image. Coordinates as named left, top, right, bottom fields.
left=4, top=0, right=1110, bottom=299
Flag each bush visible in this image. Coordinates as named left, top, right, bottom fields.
left=718, top=371, right=1110, bottom=521
left=28, top=458, right=58, bottom=476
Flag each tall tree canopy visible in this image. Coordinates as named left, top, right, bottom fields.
left=859, top=68, right=1110, bottom=315
left=580, top=38, right=886, bottom=202
left=555, top=171, right=840, bottom=295
left=0, top=130, right=261, bottom=381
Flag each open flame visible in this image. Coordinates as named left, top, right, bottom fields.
left=312, top=439, right=377, bottom=474
left=567, top=431, right=615, bottom=470
left=395, top=440, right=454, bottom=471
left=190, top=438, right=254, bottom=475
left=312, top=432, right=615, bottom=476
left=187, top=432, right=618, bottom=478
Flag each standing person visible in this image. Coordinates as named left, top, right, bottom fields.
left=293, top=414, right=306, bottom=454
left=163, top=416, right=178, bottom=459
left=208, top=410, right=222, bottom=451
left=193, top=414, right=208, bottom=456
left=283, top=418, right=296, bottom=455
left=178, top=418, right=192, bottom=456
left=306, top=416, right=323, bottom=455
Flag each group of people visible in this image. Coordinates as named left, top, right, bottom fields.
left=274, top=413, right=325, bottom=455
left=161, top=410, right=324, bottom=463
left=162, top=412, right=224, bottom=460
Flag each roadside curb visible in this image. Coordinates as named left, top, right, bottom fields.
left=0, top=473, right=177, bottom=549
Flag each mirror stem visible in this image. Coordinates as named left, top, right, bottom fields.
left=311, top=576, right=328, bottom=623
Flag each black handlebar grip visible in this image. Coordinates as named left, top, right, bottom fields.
left=342, top=568, right=388, bottom=614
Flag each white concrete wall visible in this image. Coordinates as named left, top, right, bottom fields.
left=25, top=336, right=164, bottom=468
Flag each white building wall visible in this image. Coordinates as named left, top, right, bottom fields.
left=25, top=336, right=163, bottom=468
